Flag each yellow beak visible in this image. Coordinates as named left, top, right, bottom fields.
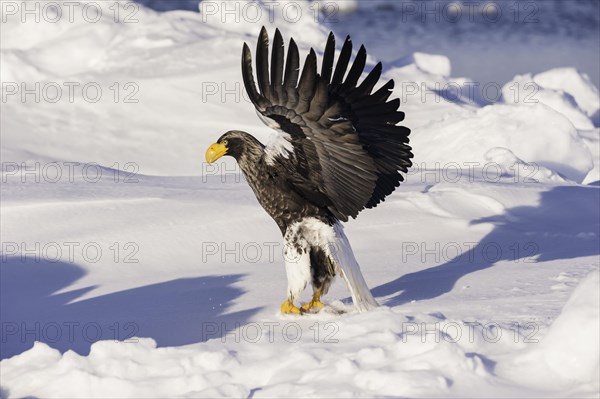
left=205, top=142, right=228, bottom=164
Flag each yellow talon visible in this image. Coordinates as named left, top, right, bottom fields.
left=300, top=290, right=325, bottom=312
left=281, top=299, right=303, bottom=315
left=300, top=300, right=325, bottom=312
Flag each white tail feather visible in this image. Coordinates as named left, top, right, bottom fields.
left=326, top=223, right=379, bottom=312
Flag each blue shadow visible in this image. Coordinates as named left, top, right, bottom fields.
left=372, top=185, right=600, bottom=305
left=1, top=259, right=259, bottom=359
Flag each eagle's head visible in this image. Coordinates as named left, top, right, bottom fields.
left=205, top=130, right=259, bottom=164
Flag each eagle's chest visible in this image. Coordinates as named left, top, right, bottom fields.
left=246, top=172, right=295, bottom=213
left=243, top=167, right=310, bottom=231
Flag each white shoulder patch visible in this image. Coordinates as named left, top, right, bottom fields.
left=265, top=132, right=294, bottom=165
left=256, top=110, right=295, bottom=165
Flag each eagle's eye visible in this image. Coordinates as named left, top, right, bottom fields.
left=222, top=140, right=228, bottom=146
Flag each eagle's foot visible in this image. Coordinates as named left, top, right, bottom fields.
left=281, top=299, right=303, bottom=315
left=300, top=290, right=325, bottom=313
left=300, top=299, right=325, bottom=312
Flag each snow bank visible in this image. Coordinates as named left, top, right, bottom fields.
left=539, top=270, right=600, bottom=385
left=580, top=129, right=600, bottom=185
left=410, top=103, right=594, bottom=183
left=385, top=59, right=598, bottom=186
left=502, top=71, right=597, bottom=130
left=198, top=0, right=326, bottom=43
left=0, top=0, right=328, bottom=175
left=390, top=59, right=598, bottom=185
left=0, top=2, right=161, bottom=78
left=504, top=270, right=600, bottom=393
left=484, top=147, right=567, bottom=184
left=0, top=308, right=555, bottom=398
left=534, top=68, right=600, bottom=119
left=499, top=68, right=600, bottom=184
left=395, top=52, right=452, bottom=77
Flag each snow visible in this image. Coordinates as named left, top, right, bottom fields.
left=580, top=129, right=600, bottom=185
left=1, top=1, right=599, bottom=398
left=504, top=270, right=600, bottom=392
left=396, top=52, right=452, bottom=77
left=502, top=70, right=598, bottom=131
left=484, top=147, right=567, bottom=184
left=533, top=68, right=600, bottom=118
left=409, top=103, right=594, bottom=183
left=538, top=270, right=599, bottom=384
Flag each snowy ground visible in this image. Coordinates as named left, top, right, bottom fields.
left=1, top=1, right=599, bottom=398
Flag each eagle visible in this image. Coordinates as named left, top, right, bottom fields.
left=205, top=27, right=413, bottom=314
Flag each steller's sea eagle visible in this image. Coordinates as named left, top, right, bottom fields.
left=205, top=27, right=413, bottom=314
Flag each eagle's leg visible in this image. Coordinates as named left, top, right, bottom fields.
left=301, top=247, right=335, bottom=312
left=300, top=288, right=325, bottom=312
left=281, top=226, right=313, bottom=315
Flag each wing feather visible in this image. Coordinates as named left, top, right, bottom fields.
left=256, top=26, right=272, bottom=101
left=271, top=28, right=285, bottom=103
left=331, top=36, right=352, bottom=85
left=349, top=62, right=381, bottom=101
left=297, top=49, right=318, bottom=114
left=241, top=27, right=413, bottom=221
left=321, top=32, right=335, bottom=83
left=283, top=38, right=300, bottom=108
left=241, top=43, right=269, bottom=110
left=340, top=44, right=366, bottom=93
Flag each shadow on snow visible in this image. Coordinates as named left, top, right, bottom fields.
left=0, top=259, right=259, bottom=360
left=372, top=185, right=600, bottom=306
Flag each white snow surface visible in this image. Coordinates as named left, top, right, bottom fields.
left=1, top=1, right=599, bottom=398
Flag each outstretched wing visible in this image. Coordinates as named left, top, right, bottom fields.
left=242, top=27, right=413, bottom=222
